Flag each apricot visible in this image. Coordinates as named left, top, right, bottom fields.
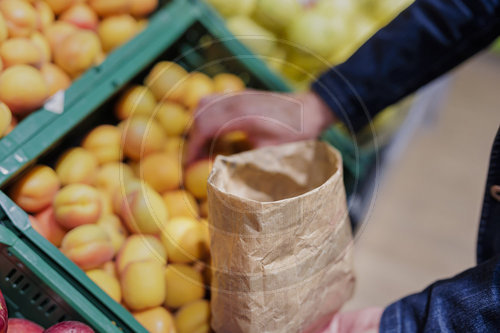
left=184, top=159, right=213, bottom=200
left=100, top=261, right=118, bottom=279
left=60, top=3, right=99, bottom=31
left=139, top=152, right=181, bottom=193
left=160, top=217, right=209, bottom=264
left=178, top=72, right=214, bottom=109
left=118, top=182, right=168, bottom=234
left=98, top=14, right=138, bottom=52
left=55, top=147, right=98, bottom=185
left=98, top=190, right=113, bottom=215
left=164, top=264, right=205, bottom=308
left=175, top=300, right=211, bottom=333
left=0, top=38, right=42, bottom=68
left=163, top=190, right=198, bottom=219
left=0, top=102, right=12, bottom=138
left=164, top=136, right=185, bottom=158
left=44, top=0, right=77, bottom=15
left=199, top=200, right=208, bottom=218
left=97, top=214, right=127, bottom=254
left=120, top=116, right=166, bottom=161
left=213, top=73, right=245, bottom=94
left=31, top=32, right=51, bottom=63
left=87, top=269, right=122, bottom=303
left=0, top=0, right=37, bottom=38
left=9, top=165, right=60, bottom=213
left=111, top=178, right=141, bottom=215
left=40, top=62, right=71, bottom=96
left=5, top=113, right=17, bottom=136
left=60, top=224, right=114, bottom=270
left=53, top=184, right=102, bottom=229
left=144, top=61, right=188, bottom=102
left=129, top=0, right=157, bottom=17
left=115, top=234, right=167, bottom=275
left=93, top=162, right=135, bottom=194
left=32, top=206, right=66, bottom=246
left=34, top=1, right=54, bottom=31
left=121, top=260, right=166, bottom=311
left=44, top=21, right=77, bottom=51
left=115, top=85, right=157, bottom=120
left=0, top=13, right=8, bottom=43
left=81, top=125, right=122, bottom=164
left=133, top=307, right=175, bottom=333
left=155, top=102, right=189, bottom=137
left=88, top=0, right=130, bottom=17
left=0, top=65, right=49, bottom=115
left=54, top=30, right=101, bottom=78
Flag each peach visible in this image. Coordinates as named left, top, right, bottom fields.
left=86, top=269, right=122, bottom=303
left=199, top=200, right=208, bottom=218
left=32, top=206, right=66, bottom=246
left=118, top=182, right=168, bottom=234
left=213, top=73, right=245, bottom=94
left=164, top=264, right=205, bottom=308
left=81, top=125, right=122, bottom=164
left=130, top=0, right=158, bottom=17
left=31, top=31, right=51, bottom=63
left=40, top=62, right=71, bottom=96
left=132, top=307, right=175, bottom=333
left=120, top=260, right=166, bottom=311
left=44, top=0, right=78, bottom=15
left=120, top=116, right=166, bottom=161
left=0, top=102, right=12, bottom=138
left=160, top=217, right=209, bottom=264
left=56, top=147, right=98, bottom=185
left=0, top=0, right=37, bottom=38
left=175, top=300, right=211, bottom=333
left=139, top=152, right=181, bottom=193
left=162, top=190, right=199, bottom=219
left=34, top=1, right=54, bottom=31
left=54, top=30, right=101, bottom=78
left=184, top=159, right=213, bottom=200
left=0, top=38, right=42, bottom=68
left=96, top=214, right=127, bottom=254
left=98, top=14, right=138, bottom=52
left=60, top=224, right=114, bottom=270
left=178, top=72, right=214, bottom=109
left=100, top=260, right=118, bottom=279
left=144, top=61, right=188, bottom=102
left=9, top=165, right=60, bottom=213
left=115, top=85, right=157, bottom=120
left=88, top=0, right=130, bottom=17
left=0, top=13, right=8, bottom=43
left=155, top=102, right=189, bottom=137
left=0, top=65, right=49, bottom=115
left=53, top=184, right=102, bottom=229
left=60, top=3, right=99, bottom=31
left=115, top=234, right=167, bottom=275
left=44, top=21, right=77, bottom=51
left=93, top=162, right=135, bottom=194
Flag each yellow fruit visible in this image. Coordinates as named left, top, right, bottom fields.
left=0, top=65, right=49, bottom=115
left=116, top=234, right=167, bottom=275
left=44, top=21, right=77, bottom=51
left=160, top=217, right=209, bottom=264
left=121, top=260, right=166, bottom=311
left=55, top=147, right=98, bottom=185
left=93, top=162, right=135, bottom=193
left=98, top=189, right=113, bottom=215
left=32, top=206, right=66, bottom=247
left=53, top=184, right=102, bottom=229
left=175, top=300, right=211, bottom=333
left=253, top=0, right=301, bottom=33
left=120, top=116, right=166, bottom=161
left=213, top=73, right=245, bottom=94
left=115, top=85, right=157, bottom=120
left=0, top=0, right=37, bottom=38
left=164, top=264, right=205, bottom=308
left=88, top=0, right=130, bottom=17
left=81, top=125, right=122, bottom=164
left=129, top=0, right=158, bottom=17
left=34, top=1, right=55, bottom=31
left=59, top=3, right=99, bottom=31
left=40, top=62, right=71, bottom=96
left=44, top=0, right=77, bottom=15
left=54, top=30, right=101, bottom=78
left=155, top=102, right=189, bottom=137
left=199, top=200, right=208, bottom=218
left=164, top=136, right=185, bottom=158
left=133, top=307, right=175, bottom=333
left=144, top=61, right=188, bottom=102
left=178, top=72, right=214, bottom=109
left=162, top=190, right=199, bottom=219
left=184, top=160, right=213, bottom=200
left=205, top=0, right=256, bottom=17
left=31, top=32, right=51, bottom=63
left=97, top=214, right=128, bottom=254
left=0, top=13, right=8, bottom=43
left=87, top=269, right=122, bottom=303
left=226, top=16, right=276, bottom=56
left=139, top=152, right=181, bottom=193
left=0, top=102, right=12, bottom=138
left=0, top=38, right=42, bottom=68
left=98, top=14, right=138, bottom=52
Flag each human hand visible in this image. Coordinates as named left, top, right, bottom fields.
left=186, top=90, right=335, bottom=163
left=317, top=307, right=384, bottom=333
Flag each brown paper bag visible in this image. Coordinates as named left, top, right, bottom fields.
left=207, top=140, right=355, bottom=333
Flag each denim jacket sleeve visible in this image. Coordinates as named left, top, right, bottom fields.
left=311, top=0, right=500, bottom=132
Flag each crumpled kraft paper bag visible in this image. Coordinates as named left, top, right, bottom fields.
left=207, top=140, right=355, bottom=333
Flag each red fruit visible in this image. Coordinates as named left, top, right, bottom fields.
left=0, top=289, right=7, bottom=333
left=43, top=321, right=94, bottom=333
left=7, top=318, right=43, bottom=333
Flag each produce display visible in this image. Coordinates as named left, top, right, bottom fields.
left=0, top=286, right=94, bottom=333
left=206, top=0, right=414, bottom=87
left=7, top=60, right=250, bottom=333
left=0, top=0, right=158, bottom=139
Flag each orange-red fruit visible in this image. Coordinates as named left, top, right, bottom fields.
left=120, top=116, right=166, bottom=161
left=60, top=3, right=99, bottom=31
left=54, top=30, right=101, bottom=78
left=32, top=206, right=66, bottom=247
left=53, top=184, right=102, bottom=230
left=40, top=63, right=71, bottom=96
left=0, top=0, right=37, bottom=38
left=0, top=38, right=42, bottom=68
left=130, top=0, right=158, bottom=17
